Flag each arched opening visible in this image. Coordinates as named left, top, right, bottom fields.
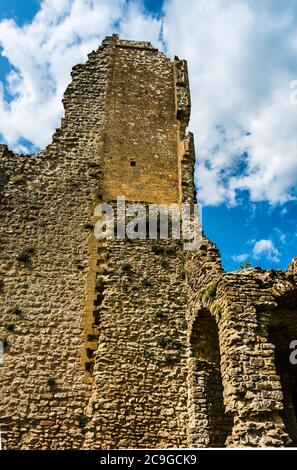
left=189, top=309, right=232, bottom=447
left=268, top=292, right=297, bottom=446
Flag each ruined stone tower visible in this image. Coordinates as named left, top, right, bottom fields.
left=0, top=35, right=297, bottom=449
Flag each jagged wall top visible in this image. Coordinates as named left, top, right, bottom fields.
left=1, top=35, right=193, bottom=207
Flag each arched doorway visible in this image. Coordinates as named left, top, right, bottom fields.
left=189, top=309, right=232, bottom=447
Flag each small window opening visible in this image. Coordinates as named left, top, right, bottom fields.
left=130, top=161, right=136, bottom=167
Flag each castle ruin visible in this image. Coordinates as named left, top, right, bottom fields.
left=0, top=35, right=297, bottom=449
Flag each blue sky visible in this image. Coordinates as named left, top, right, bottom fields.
left=0, top=0, right=39, bottom=23
left=0, top=1, right=38, bottom=79
left=0, top=0, right=297, bottom=272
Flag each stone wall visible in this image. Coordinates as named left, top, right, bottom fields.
left=0, top=35, right=194, bottom=449
left=101, top=38, right=181, bottom=204
left=0, top=38, right=112, bottom=449
left=185, top=238, right=297, bottom=447
left=0, top=35, right=297, bottom=450
left=83, top=237, right=189, bottom=449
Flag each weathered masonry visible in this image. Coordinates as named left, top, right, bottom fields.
left=0, top=35, right=297, bottom=449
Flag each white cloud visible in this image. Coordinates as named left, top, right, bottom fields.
left=232, top=253, right=249, bottom=263
left=252, top=239, right=280, bottom=262
left=0, top=0, right=161, bottom=149
left=273, top=227, right=286, bottom=244
left=118, top=1, right=162, bottom=44
left=163, top=0, right=297, bottom=206
left=1, top=0, right=297, bottom=208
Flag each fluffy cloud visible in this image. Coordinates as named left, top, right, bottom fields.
left=252, top=239, right=280, bottom=262
left=0, top=0, right=160, bottom=150
left=232, top=238, right=281, bottom=264
left=1, top=0, right=297, bottom=207
left=232, top=253, right=249, bottom=263
left=163, top=0, right=297, bottom=206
